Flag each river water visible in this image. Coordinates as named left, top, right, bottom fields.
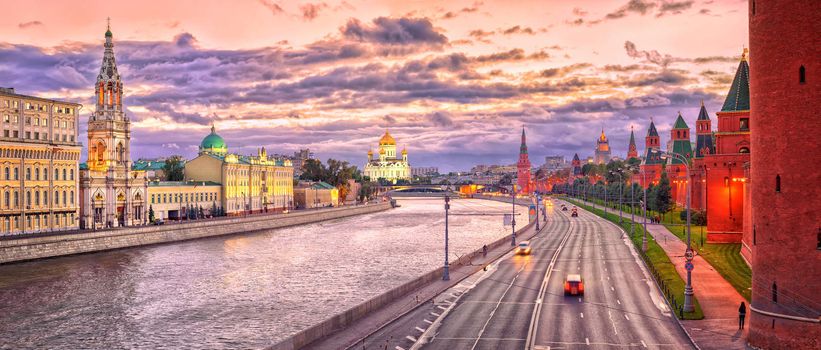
left=0, top=198, right=528, bottom=349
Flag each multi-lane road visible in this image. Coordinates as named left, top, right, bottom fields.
left=359, top=198, right=694, bottom=350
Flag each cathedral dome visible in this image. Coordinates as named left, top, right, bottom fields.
left=379, top=130, right=396, bottom=145
left=200, top=125, right=227, bottom=155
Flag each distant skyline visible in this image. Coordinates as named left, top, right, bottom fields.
left=0, top=0, right=748, bottom=172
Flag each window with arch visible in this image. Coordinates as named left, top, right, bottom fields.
left=739, top=147, right=750, bottom=154
left=34, top=168, right=39, bottom=180
left=35, top=191, right=40, bottom=206
left=62, top=169, right=67, bottom=181
left=42, top=191, right=46, bottom=205
left=13, top=191, right=18, bottom=208
left=3, top=191, right=8, bottom=208
left=776, top=174, right=781, bottom=193
left=55, top=191, right=59, bottom=205
left=70, top=191, right=74, bottom=204
left=3, top=167, right=7, bottom=180
left=43, top=168, right=48, bottom=180
left=13, top=168, right=18, bottom=180
left=799, top=65, right=806, bottom=84
left=116, top=143, right=125, bottom=163
left=63, top=191, right=67, bottom=206
left=26, top=191, right=31, bottom=207
left=70, top=169, right=74, bottom=180
left=55, top=168, right=59, bottom=180
left=25, top=168, right=30, bottom=180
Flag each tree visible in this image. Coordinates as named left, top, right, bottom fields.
left=300, top=159, right=326, bottom=181
left=655, top=170, right=673, bottom=220
left=163, top=156, right=185, bottom=181
left=498, top=174, right=513, bottom=186
left=148, top=205, right=155, bottom=222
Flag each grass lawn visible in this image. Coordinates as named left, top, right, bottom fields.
left=565, top=198, right=704, bottom=320
left=664, top=208, right=752, bottom=302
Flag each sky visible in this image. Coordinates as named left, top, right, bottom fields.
left=0, top=0, right=749, bottom=172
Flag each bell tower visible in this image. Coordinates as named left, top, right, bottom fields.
left=88, top=18, right=130, bottom=172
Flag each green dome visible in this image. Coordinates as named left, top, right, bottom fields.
left=200, top=125, right=227, bottom=153
left=105, top=29, right=112, bottom=37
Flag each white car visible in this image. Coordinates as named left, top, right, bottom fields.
left=515, top=241, right=532, bottom=255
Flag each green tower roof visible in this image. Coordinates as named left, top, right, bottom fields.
left=647, top=120, right=659, bottom=137
left=697, top=102, right=710, bottom=120
left=673, top=113, right=689, bottom=129
left=721, top=50, right=750, bottom=112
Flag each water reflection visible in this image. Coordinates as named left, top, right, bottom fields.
left=0, top=198, right=527, bottom=349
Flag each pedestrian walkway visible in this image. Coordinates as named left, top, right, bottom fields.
left=294, top=221, right=542, bottom=350
left=577, top=199, right=749, bottom=349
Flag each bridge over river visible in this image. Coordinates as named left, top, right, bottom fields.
left=0, top=198, right=526, bottom=349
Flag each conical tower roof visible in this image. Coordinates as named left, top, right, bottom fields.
left=721, top=48, right=750, bottom=112
left=697, top=100, right=710, bottom=120
left=673, top=112, right=689, bottom=129
left=647, top=120, right=659, bottom=137
left=629, top=127, right=636, bottom=145
left=573, top=153, right=580, bottom=161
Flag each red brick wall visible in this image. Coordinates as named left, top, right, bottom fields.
left=749, top=1, right=821, bottom=348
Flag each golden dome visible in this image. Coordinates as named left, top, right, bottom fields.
left=379, top=147, right=386, bottom=154
left=367, top=149, right=373, bottom=155
left=599, top=128, right=607, bottom=142
left=379, top=130, right=396, bottom=145
left=401, top=147, right=407, bottom=155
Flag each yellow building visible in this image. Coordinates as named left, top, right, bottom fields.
left=146, top=181, right=222, bottom=220
left=0, top=88, right=82, bottom=234
left=184, top=125, right=294, bottom=215
left=293, top=182, right=339, bottom=209
left=364, top=130, right=410, bottom=183
left=79, top=24, right=148, bottom=229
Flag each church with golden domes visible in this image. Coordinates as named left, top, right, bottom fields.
left=364, top=130, right=410, bottom=183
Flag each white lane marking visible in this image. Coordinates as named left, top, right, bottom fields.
left=611, top=286, right=615, bottom=291
left=617, top=299, right=621, bottom=305
left=578, top=298, right=582, bottom=303
left=423, top=319, right=433, bottom=324
left=586, top=337, right=590, bottom=345
left=450, top=293, right=460, bottom=298
left=470, top=262, right=528, bottom=350
left=396, top=346, right=405, bottom=350
left=443, top=299, right=453, bottom=304
left=580, top=312, right=584, bottom=318
left=437, top=305, right=448, bottom=310
left=406, top=336, right=417, bottom=342
left=641, top=340, right=648, bottom=348
left=607, top=276, right=610, bottom=280
left=624, top=314, right=630, bottom=320
left=430, top=312, right=440, bottom=317
left=415, top=326, right=426, bottom=332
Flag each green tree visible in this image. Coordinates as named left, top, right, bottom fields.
left=300, top=159, right=327, bottom=182
left=655, top=170, right=673, bottom=220
left=498, top=174, right=513, bottom=186
left=163, top=156, right=185, bottom=181
left=148, top=205, right=155, bottom=222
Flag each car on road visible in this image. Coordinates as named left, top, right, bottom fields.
left=561, top=204, right=568, bottom=211
left=564, top=274, right=584, bottom=296
left=515, top=241, right=532, bottom=255
left=571, top=208, right=578, bottom=217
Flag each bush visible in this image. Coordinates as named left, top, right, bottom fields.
left=679, top=209, right=707, bottom=226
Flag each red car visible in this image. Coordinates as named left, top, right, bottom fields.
left=564, top=274, right=585, bottom=296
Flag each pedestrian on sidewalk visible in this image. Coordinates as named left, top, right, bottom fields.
left=739, top=301, right=747, bottom=330
left=483, top=244, right=488, bottom=258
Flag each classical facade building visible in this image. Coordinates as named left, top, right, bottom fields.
left=184, top=126, right=294, bottom=215
left=0, top=88, right=82, bottom=234
left=593, top=129, right=611, bottom=164
left=79, top=24, right=148, bottom=229
left=748, top=2, right=820, bottom=348
left=364, top=130, right=410, bottom=183
left=147, top=180, right=222, bottom=220
left=516, top=128, right=532, bottom=193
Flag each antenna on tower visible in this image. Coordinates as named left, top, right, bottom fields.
left=107, top=17, right=111, bottom=30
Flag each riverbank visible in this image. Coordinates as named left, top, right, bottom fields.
left=0, top=202, right=392, bottom=264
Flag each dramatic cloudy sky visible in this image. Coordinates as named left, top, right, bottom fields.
left=1, top=0, right=748, bottom=171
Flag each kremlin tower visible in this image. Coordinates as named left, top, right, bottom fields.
left=748, top=1, right=820, bottom=348
left=516, top=128, right=532, bottom=193
left=627, top=127, right=638, bottom=160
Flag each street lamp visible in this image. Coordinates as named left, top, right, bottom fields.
left=610, top=170, right=624, bottom=224
left=664, top=151, right=695, bottom=313
left=511, top=184, right=517, bottom=246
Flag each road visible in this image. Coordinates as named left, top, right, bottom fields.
left=360, top=199, right=693, bottom=350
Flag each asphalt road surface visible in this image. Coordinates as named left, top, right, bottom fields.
left=357, top=199, right=694, bottom=350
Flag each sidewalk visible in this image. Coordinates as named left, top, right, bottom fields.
left=578, top=199, right=749, bottom=349
left=285, top=220, right=541, bottom=350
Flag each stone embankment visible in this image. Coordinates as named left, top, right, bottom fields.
left=0, top=202, right=392, bottom=264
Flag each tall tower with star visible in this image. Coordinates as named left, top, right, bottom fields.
left=516, top=128, right=532, bottom=193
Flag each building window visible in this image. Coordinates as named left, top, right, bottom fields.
left=3, top=191, right=8, bottom=208
left=62, top=169, right=66, bottom=181
left=55, top=169, right=59, bottom=180
left=35, top=191, right=40, bottom=206
left=799, top=65, right=806, bottom=84
left=55, top=191, right=59, bottom=205
left=739, top=147, right=749, bottom=154
left=772, top=282, right=778, bottom=303
left=775, top=174, right=781, bottom=193
left=26, top=191, right=30, bottom=207
left=70, top=191, right=74, bottom=204
left=63, top=191, right=67, bottom=206
left=14, top=191, right=18, bottom=208
left=14, top=168, right=18, bottom=180
left=43, top=168, right=47, bottom=180
left=34, top=168, right=39, bottom=180
left=3, top=167, right=8, bottom=180
left=739, top=118, right=749, bottom=131
left=70, top=169, right=74, bottom=180
left=25, top=168, right=30, bottom=180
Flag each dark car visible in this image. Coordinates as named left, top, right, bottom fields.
left=571, top=209, right=578, bottom=217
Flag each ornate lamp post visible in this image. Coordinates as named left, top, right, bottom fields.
left=665, top=152, right=695, bottom=313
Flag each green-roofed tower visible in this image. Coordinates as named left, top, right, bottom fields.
left=670, top=112, right=693, bottom=164
left=694, top=100, right=714, bottom=158
left=721, top=49, right=750, bottom=112
left=644, top=119, right=663, bottom=165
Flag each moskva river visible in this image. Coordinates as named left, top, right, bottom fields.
left=0, top=198, right=528, bottom=349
